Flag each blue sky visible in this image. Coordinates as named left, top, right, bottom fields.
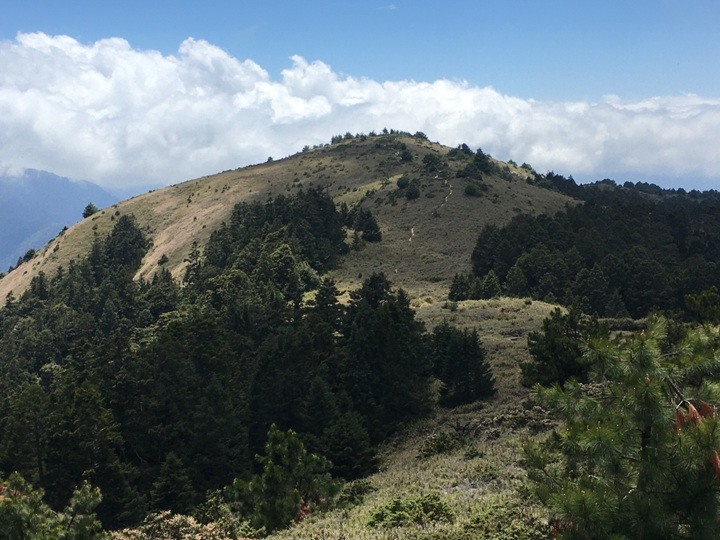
left=4, top=0, right=719, bottom=101
left=1, top=1, right=719, bottom=190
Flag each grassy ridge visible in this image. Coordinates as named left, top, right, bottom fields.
left=0, top=135, right=573, bottom=303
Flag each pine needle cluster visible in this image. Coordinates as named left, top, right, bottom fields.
left=525, top=317, right=720, bottom=539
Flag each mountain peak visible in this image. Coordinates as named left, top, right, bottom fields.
left=0, top=170, right=117, bottom=272
left=0, top=134, right=573, bottom=300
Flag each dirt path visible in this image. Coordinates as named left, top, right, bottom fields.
left=439, top=177, right=453, bottom=208
left=406, top=173, right=454, bottom=244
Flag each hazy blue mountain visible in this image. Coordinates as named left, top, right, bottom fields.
left=0, top=170, right=117, bottom=272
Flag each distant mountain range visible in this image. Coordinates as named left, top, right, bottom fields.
left=0, top=170, right=117, bottom=272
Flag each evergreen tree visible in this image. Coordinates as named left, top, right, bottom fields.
left=525, top=317, right=720, bottom=538
left=521, top=308, right=609, bottom=387
left=310, top=278, right=343, bottom=330
left=480, top=270, right=501, bottom=299
left=430, top=321, right=495, bottom=406
left=150, top=452, right=195, bottom=514
left=571, top=264, right=609, bottom=314
left=504, top=264, right=528, bottom=296
left=1, top=382, right=50, bottom=486
left=104, top=214, right=148, bottom=271
left=82, top=203, right=99, bottom=219
left=235, top=425, right=338, bottom=533
left=448, top=272, right=472, bottom=301
left=320, top=412, right=376, bottom=480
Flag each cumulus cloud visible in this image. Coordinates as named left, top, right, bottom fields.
left=1, top=32, right=719, bottom=190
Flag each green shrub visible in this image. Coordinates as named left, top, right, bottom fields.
left=337, top=479, right=375, bottom=507
left=406, top=183, right=421, bottom=200
left=468, top=499, right=546, bottom=539
left=368, top=493, right=454, bottom=528
left=464, top=183, right=483, bottom=197
left=417, top=431, right=466, bottom=459
left=422, top=153, right=443, bottom=173
left=397, top=176, right=410, bottom=189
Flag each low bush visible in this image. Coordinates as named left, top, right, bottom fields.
left=468, top=499, right=546, bottom=539
left=417, top=431, right=466, bottom=459
left=368, top=493, right=454, bottom=528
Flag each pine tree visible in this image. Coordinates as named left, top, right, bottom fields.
left=310, top=278, right=343, bottom=330
left=448, top=273, right=471, bottom=301
left=480, top=270, right=501, bottom=299
left=239, top=425, right=338, bottom=532
left=150, top=452, right=195, bottom=514
left=504, top=264, right=528, bottom=296
left=0, top=473, right=104, bottom=539
left=320, top=412, right=376, bottom=480
left=82, top=203, right=99, bottom=219
left=521, top=308, right=609, bottom=387
left=525, top=317, right=720, bottom=538
left=430, top=321, right=495, bottom=406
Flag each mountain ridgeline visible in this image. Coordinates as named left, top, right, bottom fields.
left=0, top=186, right=494, bottom=532
left=0, top=132, right=574, bottom=304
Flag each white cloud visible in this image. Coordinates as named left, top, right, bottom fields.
left=1, top=32, right=719, bottom=190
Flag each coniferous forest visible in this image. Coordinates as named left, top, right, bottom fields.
left=451, top=177, right=720, bottom=319
left=0, top=187, right=494, bottom=535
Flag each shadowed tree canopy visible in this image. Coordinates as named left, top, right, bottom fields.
left=461, top=181, right=720, bottom=318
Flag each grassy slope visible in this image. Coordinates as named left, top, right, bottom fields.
left=0, top=135, right=572, bottom=302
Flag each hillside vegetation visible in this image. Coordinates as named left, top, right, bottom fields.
left=453, top=176, right=720, bottom=318
left=4, top=132, right=720, bottom=539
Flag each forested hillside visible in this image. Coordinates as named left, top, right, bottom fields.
left=452, top=177, right=720, bottom=318
left=0, top=188, right=494, bottom=535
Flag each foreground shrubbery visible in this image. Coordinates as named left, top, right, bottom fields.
left=368, top=492, right=455, bottom=528
left=0, top=473, right=104, bottom=539
left=526, top=316, right=720, bottom=538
